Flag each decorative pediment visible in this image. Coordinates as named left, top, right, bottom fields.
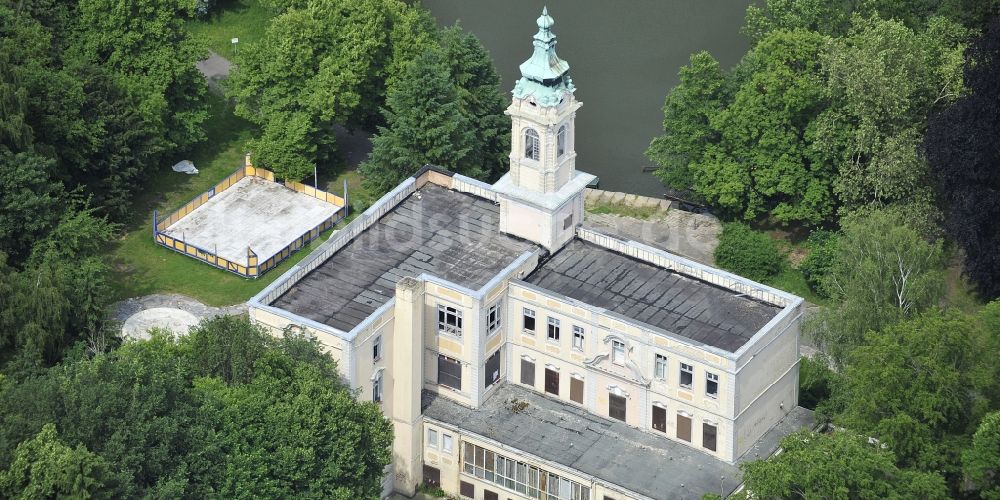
left=582, top=335, right=651, bottom=387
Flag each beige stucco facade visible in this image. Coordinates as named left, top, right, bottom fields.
left=245, top=9, right=807, bottom=499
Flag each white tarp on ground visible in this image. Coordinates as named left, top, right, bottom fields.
left=172, top=160, right=199, bottom=174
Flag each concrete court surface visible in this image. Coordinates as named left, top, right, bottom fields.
left=162, top=176, right=340, bottom=265
left=121, top=307, right=200, bottom=340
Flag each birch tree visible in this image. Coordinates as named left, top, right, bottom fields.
left=809, top=209, right=944, bottom=363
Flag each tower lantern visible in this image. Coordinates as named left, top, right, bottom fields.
left=494, top=7, right=595, bottom=251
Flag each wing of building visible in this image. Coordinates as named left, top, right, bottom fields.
left=248, top=8, right=813, bottom=499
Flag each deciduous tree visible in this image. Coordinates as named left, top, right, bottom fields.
left=965, top=411, right=1000, bottom=499
left=818, top=15, right=968, bottom=233
left=737, top=430, right=947, bottom=499
left=646, top=51, right=727, bottom=194
left=926, top=17, right=1000, bottom=299
left=696, top=29, right=834, bottom=225
left=809, top=210, right=944, bottom=361
left=0, top=424, right=119, bottom=499
left=824, top=309, right=992, bottom=477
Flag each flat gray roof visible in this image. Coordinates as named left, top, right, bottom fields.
left=525, top=239, right=782, bottom=352
left=270, top=184, right=537, bottom=331
left=423, top=384, right=814, bottom=499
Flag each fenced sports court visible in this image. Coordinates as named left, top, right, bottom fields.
left=153, top=158, right=348, bottom=278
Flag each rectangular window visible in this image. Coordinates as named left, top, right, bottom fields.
left=462, top=443, right=590, bottom=500
left=427, top=428, right=438, bottom=448
left=460, top=480, right=474, bottom=498
left=547, top=317, right=560, bottom=341
left=544, top=368, right=560, bottom=395
left=423, top=464, right=441, bottom=486
left=484, top=490, right=498, bottom=500
left=706, top=372, right=719, bottom=398
left=703, top=423, right=718, bottom=452
left=438, top=355, right=462, bottom=390
left=485, top=349, right=501, bottom=388
left=563, top=214, right=574, bottom=230
left=523, top=308, right=536, bottom=333
left=652, top=405, right=666, bottom=432
left=520, top=358, right=535, bottom=387
left=438, top=305, right=463, bottom=336
left=677, top=413, right=692, bottom=442
left=373, top=371, right=382, bottom=402
left=612, top=340, right=625, bottom=365
left=373, top=335, right=381, bottom=362
left=570, top=377, right=584, bottom=404
left=487, top=300, right=502, bottom=335
left=442, top=434, right=453, bottom=453
left=609, top=393, right=627, bottom=422
left=572, top=326, right=585, bottom=350
left=654, top=354, right=667, bottom=380
left=680, top=362, right=693, bottom=389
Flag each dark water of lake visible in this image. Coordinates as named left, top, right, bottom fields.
left=423, top=0, right=753, bottom=197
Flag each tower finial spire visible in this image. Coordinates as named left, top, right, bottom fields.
left=514, top=7, right=573, bottom=107
left=537, top=6, right=554, bottom=30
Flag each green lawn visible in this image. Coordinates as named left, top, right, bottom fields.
left=187, top=0, right=275, bottom=59
left=586, top=200, right=665, bottom=220
left=110, top=93, right=331, bottom=306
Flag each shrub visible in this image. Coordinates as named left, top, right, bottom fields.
left=799, top=230, right=839, bottom=297
left=798, top=355, right=837, bottom=410
left=714, top=223, right=783, bottom=282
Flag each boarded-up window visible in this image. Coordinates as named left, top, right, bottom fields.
left=609, top=394, right=626, bottom=422
left=677, top=413, right=692, bottom=442
left=652, top=406, right=666, bottom=432
left=438, top=355, right=462, bottom=390
left=570, top=377, right=584, bottom=404
left=423, top=464, right=441, bottom=486
left=485, top=349, right=501, bottom=388
left=703, top=422, right=717, bottom=452
left=460, top=480, right=474, bottom=498
left=521, top=359, right=535, bottom=387
left=484, top=490, right=499, bottom=500
left=545, top=368, right=559, bottom=395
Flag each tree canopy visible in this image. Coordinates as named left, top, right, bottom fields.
left=737, top=430, right=947, bottom=499
left=822, top=308, right=994, bottom=474
left=359, top=48, right=476, bottom=193
left=0, top=0, right=207, bottom=222
left=648, top=11, right=971, bottom=228
left=0, top=317, right=393, bottom=499
left=808, top=209, right=945, bottom=362
left=964, top=411, right=1000, bottom=499
left=926, top=17, right=1000, bottom=299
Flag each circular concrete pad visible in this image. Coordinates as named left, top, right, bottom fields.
left=122, top=307, right=200, bottom=341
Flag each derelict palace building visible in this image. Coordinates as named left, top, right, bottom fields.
left=248, top=9, right=812, bottom=499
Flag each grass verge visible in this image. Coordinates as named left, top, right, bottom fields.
left=187, top=0, right=275, bottom=59
left=586, top=201, right=664, bottom=219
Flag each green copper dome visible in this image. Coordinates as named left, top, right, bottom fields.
left=513, top=6, right=575, bottom=107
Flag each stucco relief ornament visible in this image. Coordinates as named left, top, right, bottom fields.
left=582, top=335, right=652, bottom=387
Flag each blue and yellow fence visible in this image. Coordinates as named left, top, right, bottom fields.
left=153, top=163, right=348, bottom=279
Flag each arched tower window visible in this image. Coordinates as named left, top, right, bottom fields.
left=557, top=126, right=566, bottom=157
left=524, top=128, right=540, bottom=160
